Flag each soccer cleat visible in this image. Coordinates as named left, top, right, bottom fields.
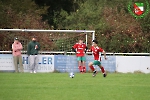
left=83, top=70, right=86, bottom=73
left=80, top=71, right=83, bottom=74
left=83, top=67, right=86, bottom=73
left=80, top=69, right=83, bottom=73
left=81, top=69, right=86, bottom=73
left=93, top=70, right=97, bottom=77
left=103, top=73, right=107, bottom=77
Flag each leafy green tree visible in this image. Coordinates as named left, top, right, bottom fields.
left=0, top=0, right=150, bottom=52
left=33, top=0, right=81, bottom=28
left=0, top=0, right=51, bottom=51
left=57, top=0, right=150, bottom=52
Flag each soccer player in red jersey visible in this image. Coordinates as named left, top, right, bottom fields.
left=88, top=40, right=107, bottom=77
left=72, top=39, right=88, bottom=73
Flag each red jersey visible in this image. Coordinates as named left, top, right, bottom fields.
left=90, top=46, right=104, bottom=61
left=73, top=43, right=87, bottom=57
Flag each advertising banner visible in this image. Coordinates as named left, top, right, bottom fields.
left=0, top=54, right=54, bottom=72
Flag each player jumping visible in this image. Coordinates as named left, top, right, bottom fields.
left=88, top=40, right=107, bottom=77
left=72, top=39, right=87, bottom=73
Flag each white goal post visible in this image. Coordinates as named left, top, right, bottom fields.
left=0, top=29, right=95, bottom=46
left=0, top=29, right=149, bottom=56
left=0, top=29, right=96, bottom=54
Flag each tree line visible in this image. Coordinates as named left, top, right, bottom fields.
left=0, top=0, right=150, bottom=52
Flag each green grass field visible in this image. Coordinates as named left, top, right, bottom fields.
left=0, top=73, right=150, bottom=100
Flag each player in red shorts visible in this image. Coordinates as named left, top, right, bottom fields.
left=88, top=40, right=107, bottom=77
left=72, top=39, right=87, bottom=73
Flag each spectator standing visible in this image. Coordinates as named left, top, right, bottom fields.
left=12, top=38, right=24, bottom=73
left=27, top=37, right=40, bottom=73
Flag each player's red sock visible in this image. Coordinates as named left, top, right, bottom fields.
left=90, top=65, right=95, bottom=71
left=100, top=66, right=105, bottom=73
left=78, top=66, right=82, bottom=72
left=83, top=66, right=86, bottom=73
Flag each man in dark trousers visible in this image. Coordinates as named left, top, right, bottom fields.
left=27, top=37, right=40, bottom=73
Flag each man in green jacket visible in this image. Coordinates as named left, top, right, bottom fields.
left=27, top=37, right=40, bottom=73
